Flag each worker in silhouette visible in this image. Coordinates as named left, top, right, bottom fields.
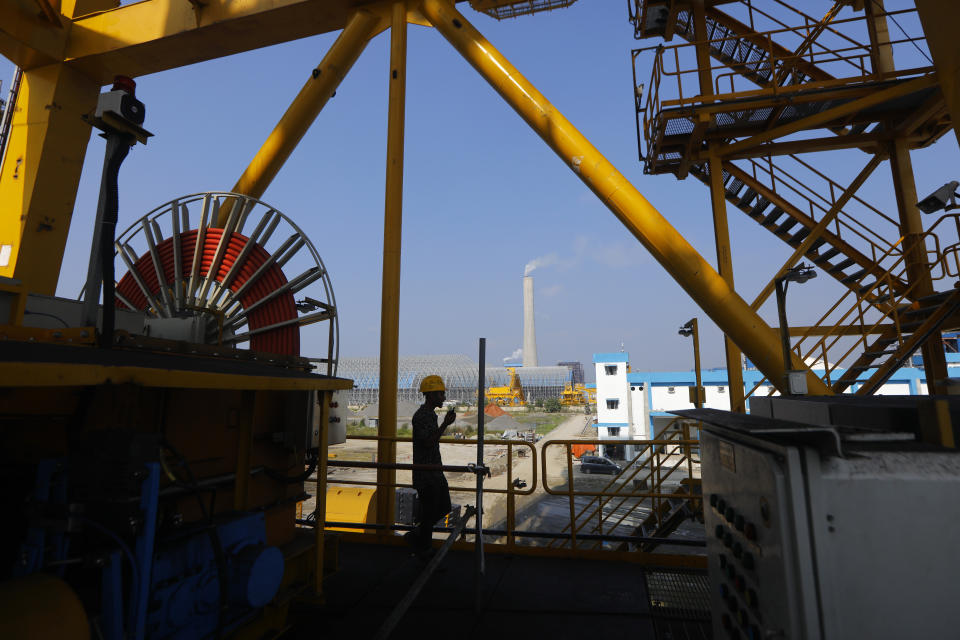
left=407, top=375, right=456, bottom=557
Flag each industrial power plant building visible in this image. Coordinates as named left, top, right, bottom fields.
left=334, top=354, right=573, bottom=406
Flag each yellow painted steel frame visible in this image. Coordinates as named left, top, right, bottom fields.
left=376, top=1, right=409, bottom=532
left=0, top=360, right=354, bottom=391
left=0, top=64, right=102, bottom=293
left=419, top=0, right=828, bottom=395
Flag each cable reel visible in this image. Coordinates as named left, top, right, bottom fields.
left=104, top=192, right=338, bottom=373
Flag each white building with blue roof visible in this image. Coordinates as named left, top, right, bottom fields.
left=593, top=352, right=646, bottom=459
left=592, top=350, right=953, bottom=461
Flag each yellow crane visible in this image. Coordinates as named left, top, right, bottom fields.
left=486, top=366, right=526, bottom=406
left=560, top=382, right=594, bottom=406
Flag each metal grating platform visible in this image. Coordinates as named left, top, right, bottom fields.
left=283, top=539, right=712, bottom=639
left=644, top=569, right=712, bottom=640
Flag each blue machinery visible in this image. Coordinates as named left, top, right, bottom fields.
left=12, top=447, right=285, bottom=640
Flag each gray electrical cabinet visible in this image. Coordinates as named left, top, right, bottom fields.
left=687, top=400, right=960, bottom=640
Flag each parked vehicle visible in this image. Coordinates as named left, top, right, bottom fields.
left=578, top=455, right=621, bottom=475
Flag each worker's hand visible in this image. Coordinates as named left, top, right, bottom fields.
left=441, top=409, right=456, bottom=428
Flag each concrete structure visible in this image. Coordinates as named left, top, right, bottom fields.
left=522, top=275, right=538, bottom=367
left=593, top=352, right=638, bottom=459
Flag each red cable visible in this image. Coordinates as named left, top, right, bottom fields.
left=116, top=229, right=300, bottom=355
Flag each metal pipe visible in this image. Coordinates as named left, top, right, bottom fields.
left=372, top=506, right=477, bottom=640
left=475, top=337, right=486, bottom=614
left=376, top=1, right=407, bottom=533
left=775, top=278, right=793, bottom=393
left=420, top=0, right=830, bottom=396
left=223, top=9, right=382, bottom=223
left=171, top=202, right=184, bottom=312
left=187, top=194, right=211, bottom=305
left=315, top=390, right=332, bottom=596
left=310, top=520, right=707, bottom=547
left=325, top=460, right=488, bottom=474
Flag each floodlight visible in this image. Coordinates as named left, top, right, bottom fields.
left=917, top=181, right=959, bottom=214
left=778, top=262, right=817, bottom=285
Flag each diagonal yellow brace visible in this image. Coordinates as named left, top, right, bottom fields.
left=420, top=0, right=830, bottom=396
left=222, top=9, right=384, bottom=224
left=750, top=155, right=883, bottom=312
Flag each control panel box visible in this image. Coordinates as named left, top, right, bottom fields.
left=702, top=431, right=820, bottom=639
left=701, top=419, right=960, bottom=640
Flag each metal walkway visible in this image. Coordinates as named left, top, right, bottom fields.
left=284, top=540, right=711, bottom=640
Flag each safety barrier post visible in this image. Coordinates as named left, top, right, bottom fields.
left=506, top=443, right=515, bottom=547
left=566, top=443, right=576, bottom=549
left=314, top=390, right=332, bottom=596
left=475, top=337, right=486, bottom=614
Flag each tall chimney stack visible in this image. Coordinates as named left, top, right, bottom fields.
left=522, top=275, right=538, bottom=367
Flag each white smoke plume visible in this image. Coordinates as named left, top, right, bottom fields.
left=524, top=253, right=559, bottom=277
left=503, top=348, right=523, bottom=363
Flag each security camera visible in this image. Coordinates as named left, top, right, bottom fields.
left=95, top=76, right=145, bottom=126
left=87, top=75, right=152, bottom=144
left=917, top=180, right=959, bottom=214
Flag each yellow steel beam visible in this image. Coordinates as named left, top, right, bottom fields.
left=64, top=0, right=392, bottom=84
left=707, top=153, right=744, bottom=412
left=314, top=390, right=332, bottom=595
left=785, top=324, right=896, bottom=337
left=720, top=74, right=937, bottom=158
left=223, top=8, right=384, bottom=220
left=420, top=0, right=830, bottom=396
left=0, top=63, right=101, bottom=293
left=888, top=134, right=947, bottom=394
left=915, top=0, right=960, bottom=149
left=376, top=0, right=407, bottom=533
left=0, top=0, right=66, bottom=68
left=0, top=361, right=355, bottom=390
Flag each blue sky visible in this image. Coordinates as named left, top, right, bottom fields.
left=2, top=0, right=957, bottom=378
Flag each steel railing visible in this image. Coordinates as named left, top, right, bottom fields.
left=307, top=428, right=707, bottom=561
left=738, top=214, right=960, bottom=402
left=542, top=419, right=701, bottom=551
left=737, top=154, right=903, bottom=272
left=633, top=7, right=932, bottom=169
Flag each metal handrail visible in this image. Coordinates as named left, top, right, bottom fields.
left=634, top=6, right=930, bottom=165
left=741, top=238, right=914, bottom=400
left=335, top=434, right=538, bottom=496
left=741, top=155, right=901, bottom=264
left=740, top=215, right=960, bottom=401
left=545, top=432, right=676, bottom=547
left=318, top=429, right=705, bottom=555
left=541, top=433, right=701, bottom=550
left=646, top=11, right=924, bottom=100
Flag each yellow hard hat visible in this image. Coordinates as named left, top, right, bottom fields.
left=419, top=375, right=446, bottom=393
